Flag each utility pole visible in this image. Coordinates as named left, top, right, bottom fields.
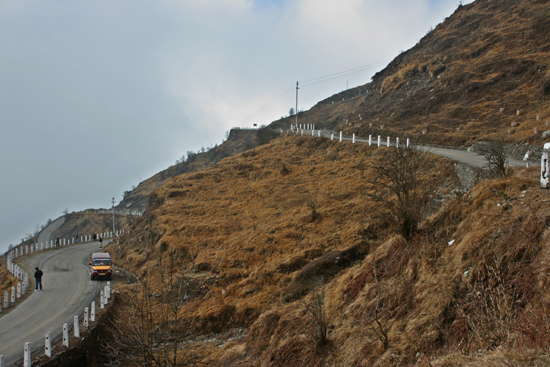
left=112, top=197, right=116, bottom=237
left=295, top=81, right=299, bottom=128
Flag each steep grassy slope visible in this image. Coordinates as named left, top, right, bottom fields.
left=106, top=133, right=550, bottom=366
left=118, top=128, right=259, bottom=213
left=340, top=0, right=550, bottom=147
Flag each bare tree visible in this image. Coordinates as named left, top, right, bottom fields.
left=105, top=250, right=203, bottom=366
left=365, top=264, right=389, bottom=350
left=301, top=277, right=328, bottom=347
left=367, top=142, right=431, bottom=239
left=479, top=137, right=509, bottom=178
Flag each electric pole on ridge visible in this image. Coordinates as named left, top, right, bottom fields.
left=295, top=81, right=299, bottom=128
left=112, top=197, right=116, bottom=238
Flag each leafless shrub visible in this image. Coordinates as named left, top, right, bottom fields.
left=367, top=142, right=432, bottom=239
left=306, top=199, right=319, bottom=222
left=105, top=251, right=204, bottom=366
left=300, top=277, right=328, bottom=347
left=479, top=137, right=510, bottom=178
left=364, top=264, right=390, bottom=350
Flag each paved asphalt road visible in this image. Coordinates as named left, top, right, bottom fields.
left=0, top=241, right=107, bottom=366
left=36, top=217, right=65, bottom=248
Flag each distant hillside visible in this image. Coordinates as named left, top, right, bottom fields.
left=117, top=128, right=261, bottom=213
left=273, top=0, right=550, bottom=149
left=342, top=0, right=550, bottom=147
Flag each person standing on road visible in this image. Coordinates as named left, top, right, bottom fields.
left=99, top=236, right=103, bottom=248
left=34, top=267, right=43, bottom=291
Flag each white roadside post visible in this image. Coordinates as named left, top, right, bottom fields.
left=312, top=129, right=315, bottom=137
left=4, top=291, right=8, bottom=308
left=407, top=138, right=410, bottom=148
left=352, top=133, right=355, bottom=144
left=339, top=131, right=343, bottom=143
left=91, top=301, right=96, bottom=322
left=45, top=332, right=52, bottom=357
left=318, top=130, right=321, bottom=137
left=104, top=286, right=108, bottom=305
left=62, top=323, right=69, bottom=347
left=377, top=136, right=381, bottom=147
left=331, top=133, right=334, bottom=141
left=84, top=307, right=89, bottom=328
left=100, top=291, right=105, bottom=309
left=17, top=283, right=21, bottom=298
left=387, top=136, right=390, bottom=147
left=23, top=342, right=31, bottom=367
left=369, top=135, right=372, bottom=146
left=11, top=287, right=15, bottom=303
left=396, top=137, right=400, bottom=147
left=74, top=316, right=80, bottom=338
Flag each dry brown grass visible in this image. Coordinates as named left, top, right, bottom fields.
left=104, top=131, right=550, bottom=366
left=333, top=0, right=550, bottom=147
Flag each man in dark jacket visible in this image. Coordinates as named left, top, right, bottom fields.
left=34, top=267, right=43, bottom=291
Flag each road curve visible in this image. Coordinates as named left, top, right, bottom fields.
left=36, top=217, right=65, bottom=248
left=315, top=130, right=535, bottom=168
left=0, top=241, right=106, bottom=366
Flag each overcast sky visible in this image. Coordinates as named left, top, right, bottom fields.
left=0, top=0, right=472, bottom=252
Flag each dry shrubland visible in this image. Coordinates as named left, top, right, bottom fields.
left=103, top=130, right=550, bottom=366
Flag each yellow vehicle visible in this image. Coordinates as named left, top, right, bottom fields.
left=90, top=252, right=112, bottom=280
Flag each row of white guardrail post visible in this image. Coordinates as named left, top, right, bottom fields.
left=291, top=123, right=410, bottom=149
left=0, top=251, right=29, bottom=315
left=0, top=282, right=111, bottom=367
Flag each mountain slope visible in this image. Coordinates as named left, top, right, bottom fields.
left=97, top=0, right=550, bottom=366
left=340, top=0, right=550, bottom=146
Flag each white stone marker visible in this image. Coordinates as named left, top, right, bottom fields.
left=63, top=323, right=69, bottom=347
left=23, top=342, right=31, bottom=367
left=74, top=316, right=80, bottom=338
left=91, top=301, right=96, bottom=322
left=45, top=333, right=52, bottom=357
left=84, top=307, right=89, bottom=328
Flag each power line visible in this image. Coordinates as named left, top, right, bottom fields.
left=240, top=59, right=390, bottom=126
left=240, top=86, right=295, bottom=126
left=300, top=60, right=390, bottom=87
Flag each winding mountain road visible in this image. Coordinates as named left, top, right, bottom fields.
left=0, top=240, right=107, bottom=366
left=0, top=130, right=539, bottom=366
left=316, top=130, right=535, bottom=168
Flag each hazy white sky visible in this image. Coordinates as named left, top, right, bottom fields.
left=0, top=0, right=472, bottom=252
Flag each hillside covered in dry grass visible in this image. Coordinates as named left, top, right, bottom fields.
left=275, top=0, right=550, bottom=148
left=95, top=0, right=550, bottom=365
left=101, top=128, right=549, bottom=366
